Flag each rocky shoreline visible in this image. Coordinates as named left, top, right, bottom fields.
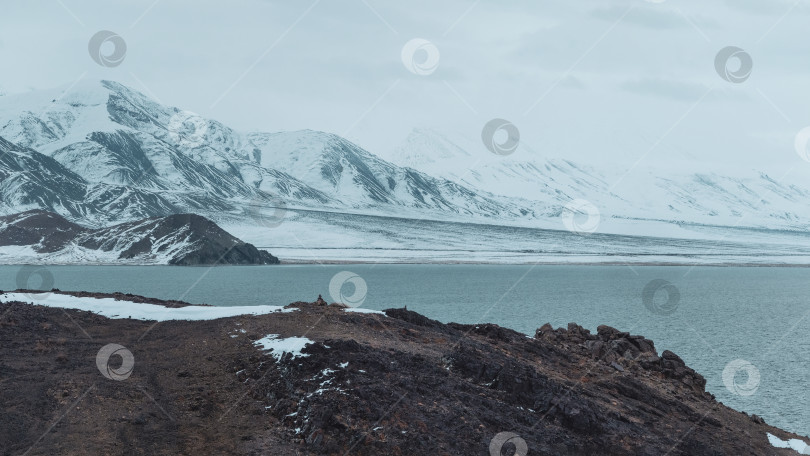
left=0, top=290, right=807, bottom=455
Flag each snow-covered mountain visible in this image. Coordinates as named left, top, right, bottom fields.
left=623, top=169, right=810, bottom=227
left=0, top=135, right=190, bottom=223
left=2, top=79, right=810, bottom=264
left=0, top=80, right=536, bottom=226
left=247, top=129, right=534, bottom=217
left=388, top=128, right=621, bottom=218
left=0, top=210, right=278, bottom=265
left=389, top=128, right=810, bottom=230
left=0, top=81, right=335, bottom=221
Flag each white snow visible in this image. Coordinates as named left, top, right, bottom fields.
left=0, top=245, right=40, bottom=262
left=317, top=368, right=335, bottom=378
left=5, top=80, right=810, bottom=265
left=343, top=308, right=385, bottom=315
left=0, top=292, right=295, bottom=321
left=0, top=217, right=202, bottom=266
left=253, top=334, right=314, bottom=361
left=386, top=127, right=810, bottom=232
left=767, top=433, right=810, bottom=454
left=225, top=206, right=810, bottom=266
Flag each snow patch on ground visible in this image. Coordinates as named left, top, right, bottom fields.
left=0, top=245, right=41, bottom=262
left=0, top=292, right=295, bottom=321
left=225, top=209, right=810, bottom=265
left=254, top=334, right=314, bottom=361
left=343, top=308, right=385, bottom=315
left=767, top=433, right=810, bottom=454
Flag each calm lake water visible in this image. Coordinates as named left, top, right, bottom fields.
left=3, top=264, right=810, bottom=437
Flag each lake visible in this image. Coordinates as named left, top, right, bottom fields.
left=3, top=264, right=810, bottom=438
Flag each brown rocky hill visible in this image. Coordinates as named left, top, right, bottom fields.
left=0, top=291, right=805, bottom=455
left=0, top=210, right=279, bottom=265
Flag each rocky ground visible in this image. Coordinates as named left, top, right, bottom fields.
left=0, top=290, right=806, bottom=455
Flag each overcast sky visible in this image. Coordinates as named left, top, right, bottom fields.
left=2, top=0, right=810, bottom=171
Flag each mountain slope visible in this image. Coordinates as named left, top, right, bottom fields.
left=389, top=128, right=810, bottom=229
left=0, top=133, right=239, bottom=224
left=3, top=79, right=809, bottom=259
left=0, top=136, right=93, bottom=217
left=0, top=81, right=537, bottom=225
left=0, top=210, right=279, bottom=265
left=249, top=129, right=536, bottom=217
left=389, top=128, right=622, bottom=218
left=0, top=81, right=335, bottom=221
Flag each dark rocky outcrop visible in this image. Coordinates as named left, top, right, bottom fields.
left=0, top=293, right=805, bottom=455
left=0, top=210, right=279, bottom=265
left=536, top=322, right=707, bottom=392
left=0, top=209, right=86, bottom=251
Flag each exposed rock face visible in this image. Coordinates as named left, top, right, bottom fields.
left=0, top=210, right=279, bottom=265
left=105, top=213, right=280, bottom=265
left=0, top=209, right=85, bottom=251
left=537, top=322, right=707, bottom=391
left=0, top=293, right=806, bottom=455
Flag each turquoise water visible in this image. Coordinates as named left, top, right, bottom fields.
left=3, top=264, right=810, bottom=437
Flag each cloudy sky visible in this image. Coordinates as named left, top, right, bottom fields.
left=2, top=0, right=810, bottom=171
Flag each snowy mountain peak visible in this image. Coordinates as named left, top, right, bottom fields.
left=3, top=78, right=808, bottom=242
left=248, top=128, right=532, bottom=217
left=392, top=128, right=474, bottom=168
left=0, top=80, right=539, bottom=227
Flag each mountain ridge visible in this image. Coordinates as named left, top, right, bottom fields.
left=2, top=79, right=810, bottom=263
left=0, top=79, right=537, bottom=227
left=388, top=127, right=810, bottom=230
